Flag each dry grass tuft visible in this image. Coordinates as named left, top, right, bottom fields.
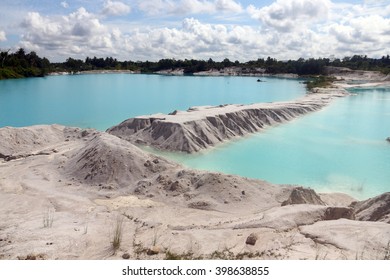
left=112, top=216, right=124, bottom=251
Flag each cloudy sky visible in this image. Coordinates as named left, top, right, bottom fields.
left=0, top=0, right=389, bottom=62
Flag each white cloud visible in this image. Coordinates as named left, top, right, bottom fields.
left=328, top=15, right=390, bottom=56
left=61, top=1, right=69, bottom=9
left=118, top=18, right=334, bottom=61
left=19, top=8, right=113, bottom=59
left=17, top=8, right=276, bottom=61
left=16, top=2, right=390, bottom=62
left=248, top=0, right=331, bottom=32
left=138, top=0, right=242, bottom=16
left=245, top=0, right=390, bottom=58
left=136, top=0, right=169, bottom=16
left=102, top=0, right=131, bottom=16
left=0, top=30, right=6, bottom=41
left=215, top=0, right=243, bottom=13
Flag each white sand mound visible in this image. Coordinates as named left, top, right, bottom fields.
left=61, top=130, right=285, bottom=212
left=281, top=187, right=326, bottom=206
left=64, top=132, right=177, bottom=187
left=0, top=125, right=65, bottom=158
left=352, top=192, right=390, bottom=223
left=144, top=169, right=287, bottom=212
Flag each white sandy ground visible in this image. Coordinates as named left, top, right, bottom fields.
left=1, top=68, right=390, bottom=260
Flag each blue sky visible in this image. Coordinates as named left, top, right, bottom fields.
left=0, top=0, right=389, bottom=62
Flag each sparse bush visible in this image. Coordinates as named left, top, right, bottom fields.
left=112, top=216, right=124, bottom=251
left=305, top=75, right=336, bottom=90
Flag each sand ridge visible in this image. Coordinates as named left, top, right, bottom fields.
left=107, top=89, right=348, bottom=153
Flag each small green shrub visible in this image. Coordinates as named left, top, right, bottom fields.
left=305, top=76, right=336, bottom=90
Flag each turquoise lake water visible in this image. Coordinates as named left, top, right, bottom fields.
left=0, top=74, right=389, bottom=199
left=0, top=74, right=305, bottom=130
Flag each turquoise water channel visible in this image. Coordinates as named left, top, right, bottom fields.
left=0, top=74, right=389, bottom=198
left=160, top=87, right=390, bottom=199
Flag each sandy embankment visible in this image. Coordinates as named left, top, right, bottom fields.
left=107, top=89, right=348, bottom=153
left=49, top=70, right=139, bottom=76
left=1, top=68, right=389, bottom=260
left=325, top=66, right=390, bottom=88
left=155, top=67, right=299, bottom=78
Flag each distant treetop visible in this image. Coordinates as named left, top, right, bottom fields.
left=1, top=49, right=389, bottom=80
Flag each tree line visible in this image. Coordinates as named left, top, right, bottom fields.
left=0, top=48, right=50, bottom=79
left=1, top=48, right=390, bottom=80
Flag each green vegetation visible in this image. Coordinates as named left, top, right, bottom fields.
left=1, top=48, right=389, bottom=80
left=305, top=76, right=337, bottom=90
left=0, top=48, right=50, bottom=79
left=0, top=68, right=23, bottom=79
left=331, top=55, right=390, bottom=74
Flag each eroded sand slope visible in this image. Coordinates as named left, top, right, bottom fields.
left=107, top=90, right=348, bottom=153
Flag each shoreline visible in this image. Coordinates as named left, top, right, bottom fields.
left=47, top=66, right=390, bottom=86
left=48, top=69, right=140, bottom=76
left=48, top=68, right=301, bottom=79
left=1, top=68, right=389, bottom=260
